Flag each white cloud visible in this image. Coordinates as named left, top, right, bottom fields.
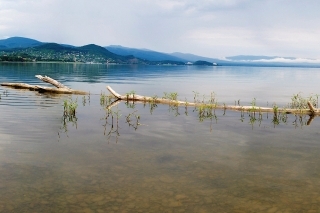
left=0, top=0, right=319, bottom=58
left=253, top=58, right=320, bottom=64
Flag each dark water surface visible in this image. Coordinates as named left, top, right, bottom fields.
left=1, top=63, right=320, bottom=212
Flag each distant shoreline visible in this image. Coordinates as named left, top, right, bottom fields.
left=2, top=61, right=320, bottom=69
left=0, top=61, right=218, bottom=66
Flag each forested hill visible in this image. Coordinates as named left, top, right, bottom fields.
left=0, top=41, right=190, bottom=65
left=0, top=43, right=146, bottom=64
left=0, top=37, right=42, bottom=49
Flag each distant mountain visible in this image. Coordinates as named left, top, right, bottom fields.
left=79, top=44, right=122, bottom=59
left=170, top=52, right=224, bottom=63
left=0, top=37, right=42, bottom=49
left=105, top=45, right=187, bottom=62
left=33, top=43, right=121, bottom=58
left=34, top=43, right=76, bottom=52
left=1, top=42, right=188, bottom=64
left=105, top=45, right=228, bottom=65
left=0, top=42, right=145, bottom=63
left=2, top=36, right=319, bottom=66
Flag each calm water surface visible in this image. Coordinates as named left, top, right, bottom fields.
left=1, top=63, right=320, bottom=213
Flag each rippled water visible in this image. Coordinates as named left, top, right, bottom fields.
left=1, top=63, right=320, bottom=212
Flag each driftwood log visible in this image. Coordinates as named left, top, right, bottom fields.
left=1, top=75, right=318, bottom=116
left=1, top=75, right=88, bottom=95
left=106, top=86, right=319, bottom=116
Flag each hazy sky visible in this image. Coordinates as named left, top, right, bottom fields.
left=0, top=0, right=319, bottom=58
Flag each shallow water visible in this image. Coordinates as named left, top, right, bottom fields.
left=1, top=63, right=320, bottom=212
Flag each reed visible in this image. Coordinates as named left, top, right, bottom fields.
left=288, top=93, right=318, bottom=109
left=100, top=92, right=113, bottom=106
left=82, top=95, right=86, bottom=106
left=102, top=108, right=121, bottom=143
left=63, top=97, right=78, bottom=117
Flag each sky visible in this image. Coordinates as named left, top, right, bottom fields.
left=0, top=0, right=319, bottom=59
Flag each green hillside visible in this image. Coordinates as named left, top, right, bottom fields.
left=0, top=37, right=215, bottom=66
left=0, top=37, right=42, bottom=49
left=0, top=43, right=145, bottom=64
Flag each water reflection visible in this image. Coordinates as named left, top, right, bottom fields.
left=102, top=107, right=121, bottom=143
left=55, top=98, right=318, bottom=143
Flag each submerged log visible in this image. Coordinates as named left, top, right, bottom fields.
left=106, top=86, right=319, bottom=116
left=0, top=83, right=38, bottom=90
left=1, top=75, right=88, bottom=95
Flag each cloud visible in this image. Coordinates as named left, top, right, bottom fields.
left=253, top=58, right=320, bottom=64
left=0, top=0, right=319, bottom=58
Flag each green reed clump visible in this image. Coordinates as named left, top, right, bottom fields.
left=197, top=104, right=216, bottom=122
left=63, top=97, right=78, bottom=117
left=163, top=92, right=179, bottom=107
left=100, top=92, right=113, bottom=106
left=190, top=91, right=218, bottom=121
left=272, top=104, right=279, bottom=114
left=151, top=95, right=158, bottom=103
left=126, top=90, right=136, bottom=100
left=288, top=93, right=318, bottom=109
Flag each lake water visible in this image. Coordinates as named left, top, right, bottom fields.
left=1, top=63, right=320, bottom=212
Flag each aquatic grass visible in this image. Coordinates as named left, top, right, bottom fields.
left=100, top=92, right=107, bottom=105
left=151, top=95, right=158, bottom=103
left=184, top=98, right=189, bottom=116
left=163, top=92, right=178, bottom=101
left=82, top=95, right=86, bottom=106
left=149, top=102, right=158, bottom=114
left=63, top=97, right=78, bottom=117
left=125, top=91, right=137, bottom=108
left=148, top=95, right=158, bottom=114
left=59, top=97, right=78, bottom=138
left=125, top=101, right=136, bottom=109
left=192, top=91, right=200, bottom=103
left=100, top=92, right=113, bottom=106
left=197, top=104, right=216, bottom=122
left=288, top=93, right=318, bottom=109
left=273, top=104, right=279, bottom=115
left=162, top=92, right=180, bottom=116
left=130, top=90, right=136, bottom=98
left=102, top=88, right=319, bottom=131
left=249, top=113, right=257, bottom=129
left=102, top=108, right=121, bottom=143
left=126, top=90, right=136, bottom=101
left=209, top=92, right=215, bottom=104
left=97, top=89, right=320, bottom=142
left=168, top=104, right=180, bottom=116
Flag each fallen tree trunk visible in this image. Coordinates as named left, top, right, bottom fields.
left=106, top=86, right=319, bottom=116
left=35, top=75, right=70, bottom=89
left=1, top=75, right=88, bottom=95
